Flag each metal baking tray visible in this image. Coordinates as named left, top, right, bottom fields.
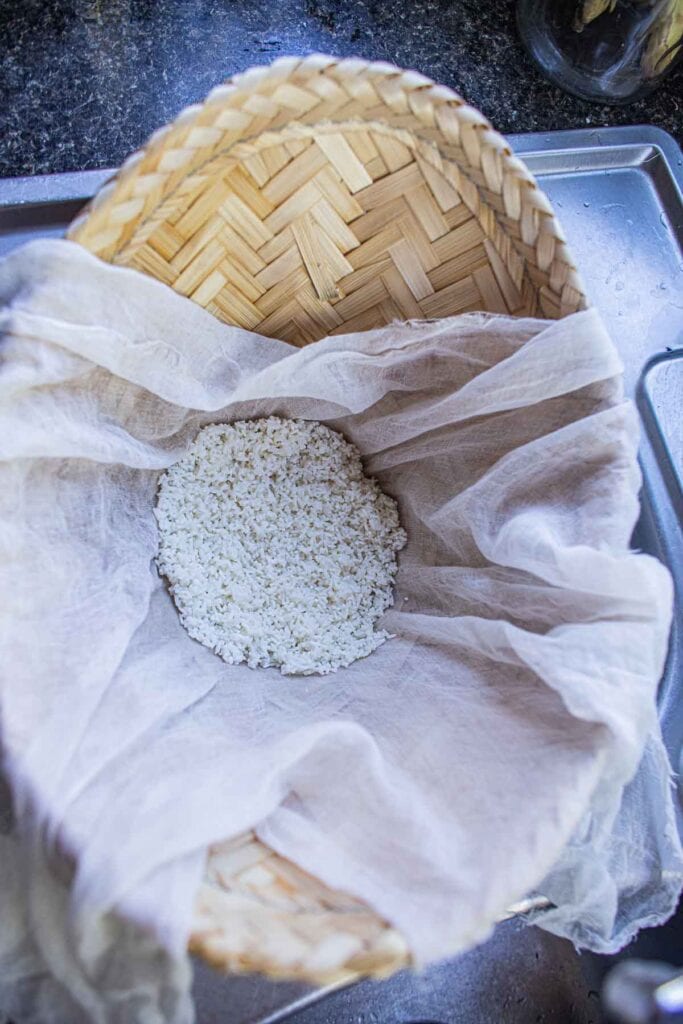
left=1, top=125, right=681, bottom=1024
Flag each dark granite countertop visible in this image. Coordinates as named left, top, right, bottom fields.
left=0, top=0, right=681, bottom=179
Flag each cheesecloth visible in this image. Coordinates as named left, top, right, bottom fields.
left=0, top=240, right=680, bottom=1024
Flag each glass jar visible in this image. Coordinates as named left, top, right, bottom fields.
left=517, top=0, right=683, bottom=104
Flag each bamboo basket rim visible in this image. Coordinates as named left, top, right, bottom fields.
left=68, top=54, right=586, bottom=321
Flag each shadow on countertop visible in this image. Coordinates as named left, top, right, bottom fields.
left=0, top=0, right=681, bottom=177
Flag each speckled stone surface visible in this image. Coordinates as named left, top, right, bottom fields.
left=0, top=0, right=681, bottom=178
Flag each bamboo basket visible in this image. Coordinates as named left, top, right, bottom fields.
left=68, top=54, right=586, bottom=986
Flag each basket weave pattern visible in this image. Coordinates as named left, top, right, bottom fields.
left=68, top=54, right=587, bottom=985
left=69, top=55, right=585, bottom=342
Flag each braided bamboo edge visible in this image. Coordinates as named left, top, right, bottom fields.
left=189, top=831, right=410, bottom=984
left=68, top=54, right=586, bottom=319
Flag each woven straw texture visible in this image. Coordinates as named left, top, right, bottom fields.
left=68, top=54, right=586, bottom=985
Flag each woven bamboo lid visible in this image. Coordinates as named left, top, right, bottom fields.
left=68, top=54, right=586, bottom=985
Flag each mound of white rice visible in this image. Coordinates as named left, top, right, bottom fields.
left=154, top=417, right=406, bottom=675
